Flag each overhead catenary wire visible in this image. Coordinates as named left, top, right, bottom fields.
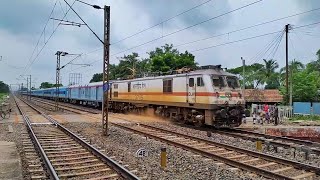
left=81, top=0, right=216, bottom=55
left=53, top=19, right=320, bottom=82
left=21, top=0, right=76, bottom=76
left=82, top=6, right=320, bottom=57
left=111, top=0, right=215, bottom=45
left=24, top=1, right=58, bottom=69
left=63, top=0, right=104, bottom=45
left=110, top=0, right=263, bottom=57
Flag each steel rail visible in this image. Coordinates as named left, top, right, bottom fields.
left=139, top=124, right=320, bottom=175
left=139, top=123, right=320, bottom=175
left=215, top=129, right=320, bottom=155
left=112, top=123, right=293, bottom=179
left=30, top=97, right=99, bottom=114
left=30, top=96, right=320, bottom=155
left=230, top=128, right=320, bottom=147
left=19, top=97, right=140, bottom=180
left=13, top=96, right=59, bottom=180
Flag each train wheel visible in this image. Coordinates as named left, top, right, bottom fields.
left=194, top=119, right=204, bottom=127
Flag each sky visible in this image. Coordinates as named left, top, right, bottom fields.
left=0, top=0, right=319, bottom=89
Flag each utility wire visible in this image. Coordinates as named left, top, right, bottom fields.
left=191, top=20, right=320, bottom=55
left=175, top=7, right=320, bottom=48
left=248, top=30, right=284, bottom=65
left=268, top=31, right=284, bottom=60
left=191, top=30, right=282, bottom=52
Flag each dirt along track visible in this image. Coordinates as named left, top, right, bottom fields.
left=14, top=96, right=139, bottom=180
left=25, top=96, right=320, bottom=179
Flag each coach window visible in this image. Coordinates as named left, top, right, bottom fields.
left=189, top=78, right=194, bottom=87
left=163, top=79, right=172, bottom=93
left=114, top=84, right=118, bottom=89
left=128, top=82, right=131, bottom=92
left=197, top=77, right=204, bottom=87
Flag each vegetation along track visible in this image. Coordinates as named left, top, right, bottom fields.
left=26, top=96, right=320, bottom=179
left=14, top=96, right=139, bottom=180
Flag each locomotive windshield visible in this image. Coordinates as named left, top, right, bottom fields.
left=226, top=76, right=240, bottom=89
left=211, top=75, right=225, bottom=88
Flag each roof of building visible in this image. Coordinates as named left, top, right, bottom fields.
left=244, top=89, right=283, bottom=103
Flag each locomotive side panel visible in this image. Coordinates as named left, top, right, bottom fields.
left=112, top=77, right=190, bottom=105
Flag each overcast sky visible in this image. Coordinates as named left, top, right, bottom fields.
left=0, top=0, right=319, bottom=89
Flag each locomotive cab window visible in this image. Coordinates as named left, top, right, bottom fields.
left=163, top=79, right=172, bottom=93
left=212, top=76, right=225, bottom=88
left=226, top=76, right=240, bottom=89
left=189, top=78, right=194, bottom=87
left=197, top=77, right=204, bottom=87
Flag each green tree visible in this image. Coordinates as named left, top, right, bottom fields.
left=90, top=73, right=103, bottom=83
left=39, top=82, right=62, bottom=89
left=227, top=63, right=264, bottom=88
left=0, top=81, right=9, bottom=93
left=148, top=44, right=197, bottom=72
left=280, top=69, right=320, bottom=102
left=40, top=82, right=53, bottom=89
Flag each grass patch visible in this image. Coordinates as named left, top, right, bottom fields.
left=0, top=93, right=8, bottom=103
left=291, top=114, right=320, bottom=121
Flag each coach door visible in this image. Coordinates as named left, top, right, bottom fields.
left=187, top=76, right=196, bottom=104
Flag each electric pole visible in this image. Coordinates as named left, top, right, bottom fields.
left=241, top=57, right=245, bottom=94
left=289, top=60, right=293, bottom=106
left=26, top=77, right=29, bottom=99
left=55, top=51, right=61, bottom=111
left=102, top=6, right=110, bottom=136
left=29, top=75, right=31, bottom=100
left=285, top=24, right=290, bottom=105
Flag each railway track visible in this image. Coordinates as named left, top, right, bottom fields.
left=30, top=96, right=320, bottom=156
left=14, top=96, right=139, bottom=180
left=25, top=96, right=320, bottom=179
left=29, top=97, right=100, bottom=114
left=216, top=128, right=320, bottom=155
left=113, top=123, right=319, bottom=180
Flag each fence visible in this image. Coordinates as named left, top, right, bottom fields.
left=293, top=102, right=320, bottom=115
left=251, top=104, right=293, bottom=122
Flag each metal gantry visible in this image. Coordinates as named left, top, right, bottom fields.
left=55, top=51, right=68, bottom=111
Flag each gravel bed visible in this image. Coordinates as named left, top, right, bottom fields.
left=148, top=122, right=320, bottom=167
left=28, top=99, right=74, bottom=115
left=0, top=122, right=32, bottom=180
left=63, top=122, right=267, bottom=180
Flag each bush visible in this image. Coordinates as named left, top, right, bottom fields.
left=291, top=114, right=320, bottom=121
